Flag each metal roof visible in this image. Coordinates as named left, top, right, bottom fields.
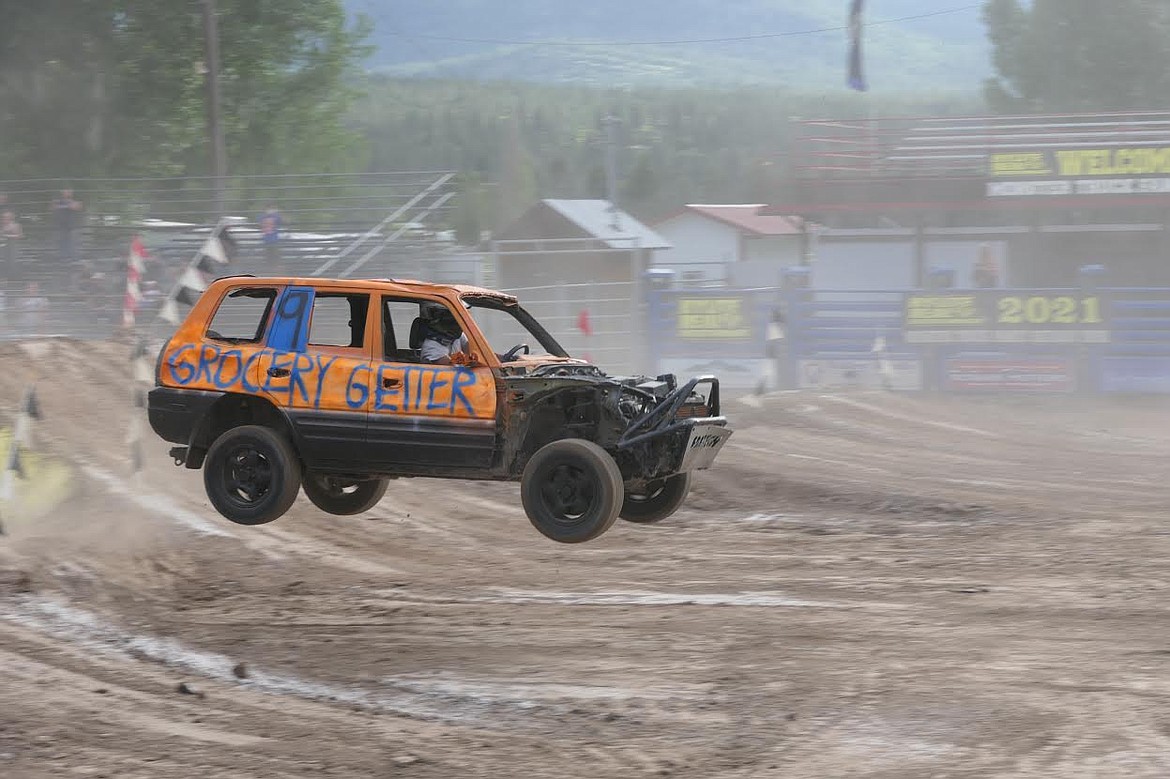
left=664, top=205, right=805, bottom=236
left=541, top=199, right=671, bottom=250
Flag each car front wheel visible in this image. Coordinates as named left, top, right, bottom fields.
left=521, top=439, right=623, bottom=544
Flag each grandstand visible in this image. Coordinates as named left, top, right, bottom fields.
left=773, top=111, right=1170, bottom=288
left=0, top=171, right=471, bottom=338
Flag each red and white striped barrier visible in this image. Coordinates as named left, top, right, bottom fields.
left=122, top=235, right=150, bottom=329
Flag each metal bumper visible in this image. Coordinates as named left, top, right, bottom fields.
left=616, top=376, right=724, bottom=450
left=615, top=376, right=732, bottom=479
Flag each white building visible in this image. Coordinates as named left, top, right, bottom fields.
left=651, top=204, right=806, bottom=287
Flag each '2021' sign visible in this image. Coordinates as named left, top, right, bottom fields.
left=904, top=291, right=1110, bottom=344
left=996, top=295, right=1102, bottom=326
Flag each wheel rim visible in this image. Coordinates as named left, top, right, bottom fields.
left=221, top=445, right=274, bottom=508
left=539, top=463, right=597, bottom=523
left=311, top=475, right=361, bottom=498
left=627, top=482, right=666, bottom=504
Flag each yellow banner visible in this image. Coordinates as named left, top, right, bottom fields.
left=991, top=148, right=1170, bottom=178
left=677, top=298, right=752, bottom=340
left=904, top=295, right=986, bottom=327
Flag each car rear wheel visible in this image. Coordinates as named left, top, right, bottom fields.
left=521, top=439, right=623, bottom=544
left=302, top=473, right=388, bottom=516
left=620, top=473, right=692, bottom=524
left=204, top=425, right=301, bottom=526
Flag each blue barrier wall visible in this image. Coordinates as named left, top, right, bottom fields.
left=648, top=285, right=1170, bottom=393
left=1099, top=289, right=1170, bottom=392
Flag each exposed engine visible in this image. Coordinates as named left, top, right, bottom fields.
left=525, top=364, right=606, bottom=379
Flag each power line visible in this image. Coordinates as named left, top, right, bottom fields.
left=379, top=5, right=981, bottom=48
left=373, top=10, right=441, bottom=63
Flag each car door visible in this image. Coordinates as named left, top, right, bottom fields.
left=366, top=296, right=498, bottom=470
left=253, top=285, right=375, bottom=470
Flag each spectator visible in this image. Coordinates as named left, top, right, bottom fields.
left=1, top=210, right=22, bottom=281
left=17, top=281, right=48, bottom=334
left=757, top=305, right=787, bottom=395
left=973, top=243, right=1000, bottom=288
left=768, top=305, right=787, bottom=386
left=51, top=188, right=84, bottom=267
left=258, top=203, right=284, bottom=273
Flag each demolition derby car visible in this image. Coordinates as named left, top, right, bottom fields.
left=147, top=277, right=732, bottom=543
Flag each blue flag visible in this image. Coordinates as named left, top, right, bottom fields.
left=848, top=0, right=867, bottom=91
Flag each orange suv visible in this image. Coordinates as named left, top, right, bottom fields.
left=148, top=276, right=731, bottom=543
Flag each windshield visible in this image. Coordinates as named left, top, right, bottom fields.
left=465, top=298, right=569, bottom=359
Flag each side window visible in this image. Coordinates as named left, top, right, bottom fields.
left=308, top=293, right=370, bottom=349
left=206, top=288, right=277, bottom=343
left=382, top=299, right=424, bottom=361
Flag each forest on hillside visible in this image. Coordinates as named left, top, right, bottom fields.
left=8, top=1, right=1168, bottom=238
left=350, top=76, right=982, bottom=237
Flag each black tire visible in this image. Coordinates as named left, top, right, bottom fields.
left=302, top=473, right=388, bottom=516
left=521, top=439, right=623, bottom=544
left=203, top=425, right=301, bottom=526
left=620, top=473, right=692, bottom=524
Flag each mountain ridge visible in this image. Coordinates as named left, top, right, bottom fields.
left=345, top=1, right=990, bottom=91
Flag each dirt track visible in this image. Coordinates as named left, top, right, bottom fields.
left=4, top=340, right=1170, bottom=777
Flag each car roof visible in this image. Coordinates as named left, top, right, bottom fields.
left=208, top=276, right=518, bottom=305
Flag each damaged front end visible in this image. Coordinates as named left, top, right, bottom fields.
left=502, top=364, right=731, bottom=489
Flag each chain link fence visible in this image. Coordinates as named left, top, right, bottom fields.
left=0, top=172, right=650, bottom=375
left=0, top=171, right=462, bottom=337
left=488, top=282, right=639, bottom=375
left=0, top=171, right=458, bottom=232
left=0, top=170, right=459, bottom=295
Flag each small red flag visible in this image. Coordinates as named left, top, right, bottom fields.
left=576, top=309, right=593, bottom=337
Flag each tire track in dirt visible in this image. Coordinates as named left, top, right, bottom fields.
left=0, top=598, right=701, bottom=778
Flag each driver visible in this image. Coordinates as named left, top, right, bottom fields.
left=419, top=302, right=470, bottom=365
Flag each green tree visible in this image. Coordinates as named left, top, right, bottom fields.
left=0, top=1, right=123, bottom=177
left=452, top=173, right=486, bottom=246
left=0, top=0, right=371, bottom=179
left=495, top=113, right=538, bottom=229
left=983, top=0, right=1169, bottom=112
left=621, top=152, right=659, bottom=209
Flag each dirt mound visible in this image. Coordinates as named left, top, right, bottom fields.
left=3, top=341, right=1170, bottom=776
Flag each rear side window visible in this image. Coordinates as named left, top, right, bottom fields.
left=308, top=293, right=370, bottom=349
left=206, top=288, right=276, bottom=343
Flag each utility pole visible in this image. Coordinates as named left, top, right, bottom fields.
left=202, top=0, right=227, bottom=219
left=602, top=114, right=621, bottom=230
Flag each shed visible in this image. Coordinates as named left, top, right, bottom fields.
left=492, top=199, right=671, bottom=373
left=653, top=204, right=806, bottom=287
